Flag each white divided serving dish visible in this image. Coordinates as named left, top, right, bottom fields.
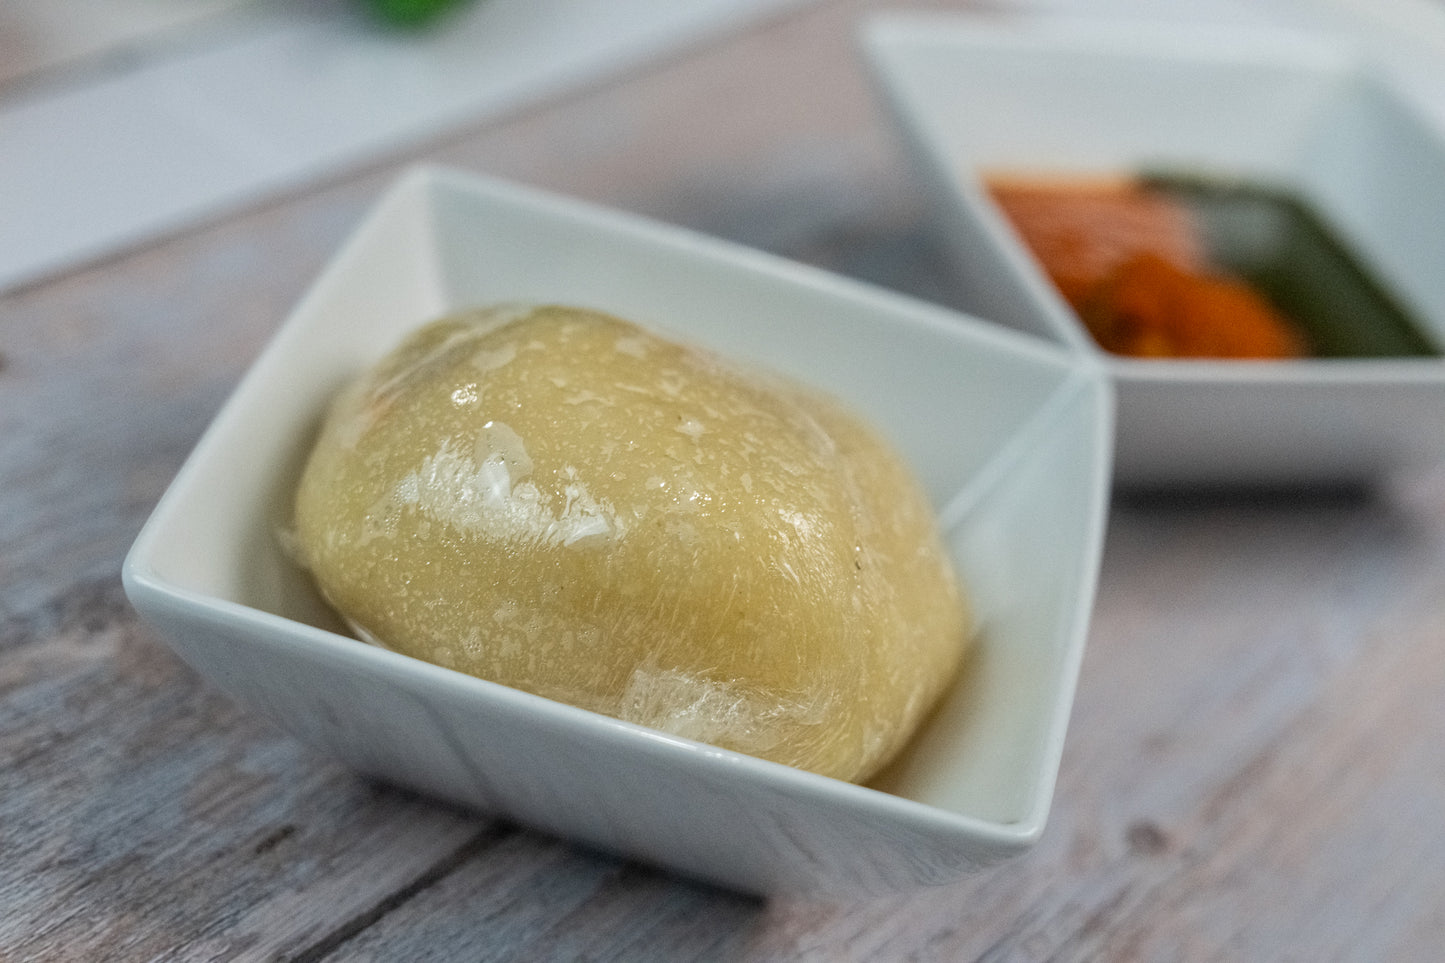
left=864, top=15, right=1445, bottom=486
left=123, top=166, right=1112, bottom=895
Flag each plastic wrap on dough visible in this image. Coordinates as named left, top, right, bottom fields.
left=293, top=304, right=970, bottom=783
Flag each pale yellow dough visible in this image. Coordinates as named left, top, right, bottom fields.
left=294, top=305, right=969, bottom=783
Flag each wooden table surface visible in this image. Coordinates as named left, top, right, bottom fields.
left=6, top=1, right=1445, bottom=959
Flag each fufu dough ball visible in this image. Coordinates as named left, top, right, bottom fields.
left=293, top=304, right=970, bottom=783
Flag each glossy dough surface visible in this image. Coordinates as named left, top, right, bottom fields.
left=294, top=305, right=969, bottom=783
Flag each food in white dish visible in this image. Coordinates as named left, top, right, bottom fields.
left=293, top=304, right=970, bottom=783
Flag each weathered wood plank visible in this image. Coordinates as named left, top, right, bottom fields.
left=327, top=839, right=762, bottom=962
left=0, top=593, right=489, bottom=962
left=0, top=182, right=373, bottom=629
left=719, top=477, right=1445, bottom=962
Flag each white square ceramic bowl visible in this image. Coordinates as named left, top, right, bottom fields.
left=122, top=167, right=1112, bottom=896
left=864, top=15, right=1445, bottom=486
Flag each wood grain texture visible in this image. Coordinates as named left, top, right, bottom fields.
left=5, top=0, right=1445, bottom=959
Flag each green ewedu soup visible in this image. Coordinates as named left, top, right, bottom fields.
left=1144, top=173, right=1438, bottom=358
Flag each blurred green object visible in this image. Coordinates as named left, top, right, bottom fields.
left=365, top=0, right=473, bottom=28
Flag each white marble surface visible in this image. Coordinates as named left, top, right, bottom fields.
left=0, top=0, right=815, bottom=293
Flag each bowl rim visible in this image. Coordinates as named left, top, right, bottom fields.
left=122, top=556, right=1054, bottom=848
